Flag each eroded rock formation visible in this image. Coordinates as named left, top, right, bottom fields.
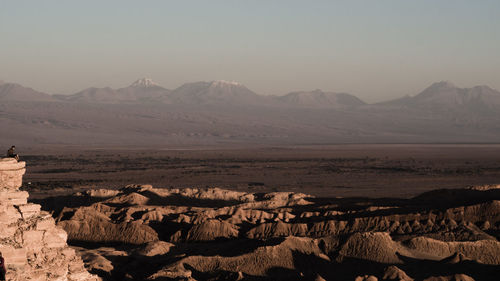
left=0, top=158, right=99, bottom=281
left=29, top=181, right=500, bottom=280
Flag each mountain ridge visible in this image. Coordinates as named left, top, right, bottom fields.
left=0, top=82, right=55, bottom=102
left=169, top=80, right=270, bottom=105
left=380, top=81, right=500, bottom=114
left=2, top=78, right=500, bottom=108
left=2, top=79, right=500, bottom=146
left=279, top=89, right=366, bottom=108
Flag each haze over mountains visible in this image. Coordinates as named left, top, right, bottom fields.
left=380, top=81, right=500, bottom=113
left=0, top=80, right=55, bottom=102
left=1, top=78, right=500, bottom=146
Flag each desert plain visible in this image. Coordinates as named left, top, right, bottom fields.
left=8, top=144, right=499, bottom=280
left=22, top=144, right=500, bottom=198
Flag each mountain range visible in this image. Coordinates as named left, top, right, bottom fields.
left=378, top=81, right=500, bottom=114
left=1, top=78, right=500, bottom=146
left=0, top=78, right=370, bottom=108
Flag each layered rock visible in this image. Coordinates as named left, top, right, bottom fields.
left=0, top=158, right=99, bottom=281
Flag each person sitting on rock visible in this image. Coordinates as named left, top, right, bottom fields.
left=7, top=145, right=19, bottom=161
left=0, top=251, right=5, bottom=281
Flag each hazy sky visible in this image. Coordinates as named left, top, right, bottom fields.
left=1, top=1, right=499, bottom=102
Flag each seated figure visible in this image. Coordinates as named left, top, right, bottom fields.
left=7, top=145, right=19, bottom=161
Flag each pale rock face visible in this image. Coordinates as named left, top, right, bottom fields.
left=0, top=158, right=100, bottom=281
left=0, top=158, right=25, bottom=190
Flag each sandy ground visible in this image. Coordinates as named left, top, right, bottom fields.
left=19, top=144, right=500, bottom=198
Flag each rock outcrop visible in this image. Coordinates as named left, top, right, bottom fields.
left=0, top=158, right=99, bottom=281
left=32, top=182, right=500, bottom=280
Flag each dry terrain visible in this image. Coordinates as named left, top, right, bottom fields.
left=21, top=144, right=500, bottom=198
left=12, top=144, right=500, bottom=280
left=32, top=183, right=500, bottom=280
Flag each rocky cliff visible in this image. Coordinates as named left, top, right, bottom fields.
left=0, top=158, right=99, bottom=281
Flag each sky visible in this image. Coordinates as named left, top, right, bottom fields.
left=1, top=1, right=499, bottom=102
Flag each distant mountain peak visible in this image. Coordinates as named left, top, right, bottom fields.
left=0, top=81, right=54, bottom=102
left=130, top=78, right=159, bottom=88
left=473, top=85, right=495, bottom=91
left=379, top=81, right=500, bottom=111
left=412, top=81, right=459, bottom=100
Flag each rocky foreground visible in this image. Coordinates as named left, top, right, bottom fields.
left=0, top=158, right=99, bottom=280
left=32, top=180, right=500, bottom=281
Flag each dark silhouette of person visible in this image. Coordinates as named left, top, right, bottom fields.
left=7, top=146, right=19, bottom=161
left=0, top=251, right=5, bottom=281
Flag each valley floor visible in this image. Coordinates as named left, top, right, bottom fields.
left=21, top=144, right=500, bottom=198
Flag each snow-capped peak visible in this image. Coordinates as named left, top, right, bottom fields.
left=130, top=78, right=159, bottom=88
left=210, top=80, right=242, bottom=87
